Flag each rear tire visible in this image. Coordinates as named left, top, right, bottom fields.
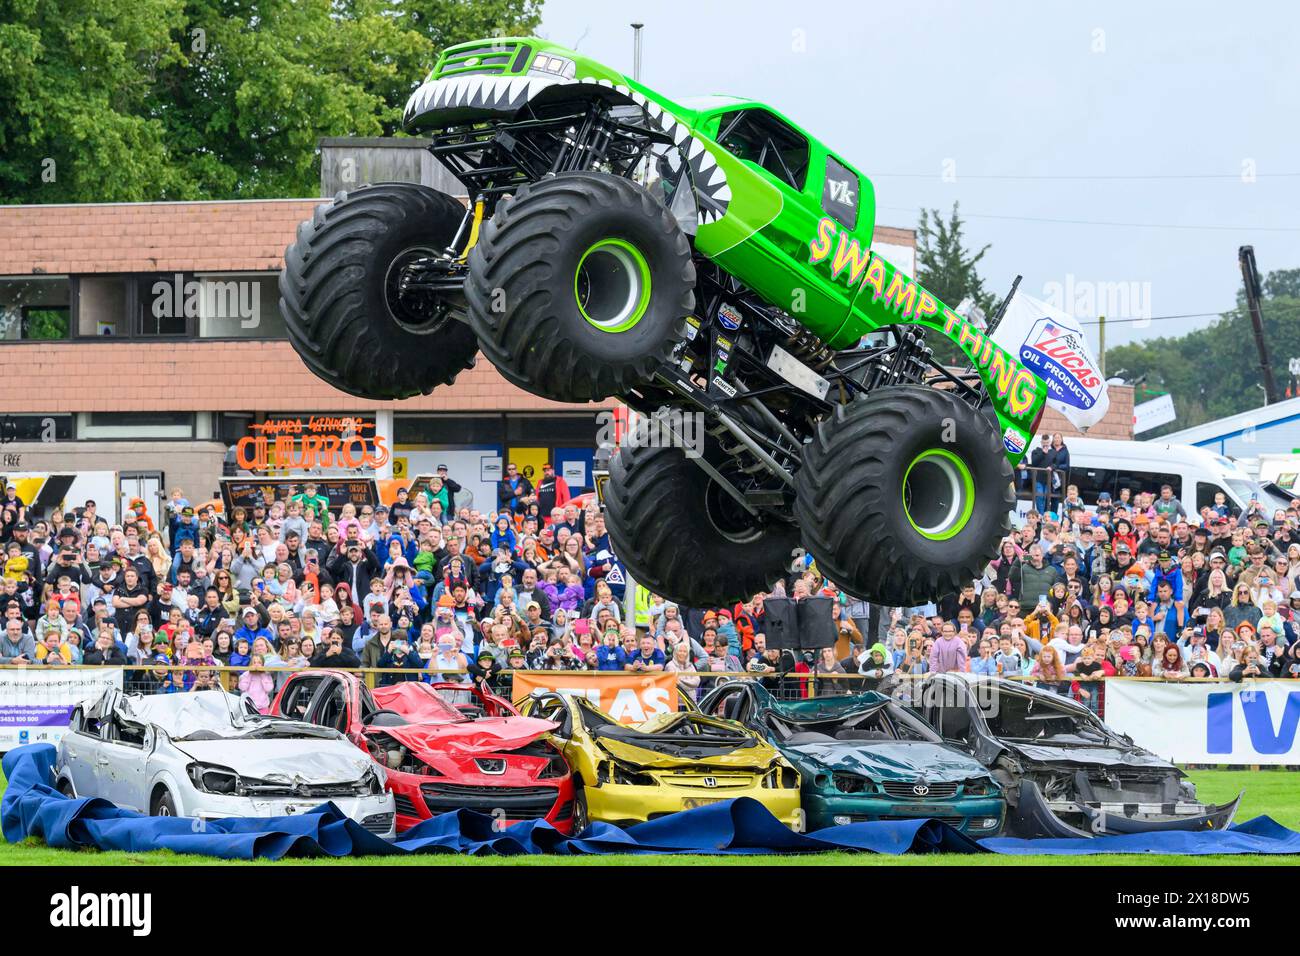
left=794, top=387, right=1013, bottom=605
left=604, top=425, right=800, bottom=607
left=465, top=171, right=694, bottom=402
left=279, top=182, right=479, bottom=400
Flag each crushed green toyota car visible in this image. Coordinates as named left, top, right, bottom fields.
left=280, top=36, right=1049, bottom=608
left=693, top=682, right=1004, bottom=834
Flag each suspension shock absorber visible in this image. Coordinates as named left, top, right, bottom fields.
left=782, top=327, right=835, bottom=372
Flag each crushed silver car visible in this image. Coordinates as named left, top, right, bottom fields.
left=896, top=673, right=1242, bottom=838
left=55, top=688, right=396, bottom=838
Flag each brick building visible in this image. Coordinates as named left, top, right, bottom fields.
left=0, top=162, right=928, bottom=519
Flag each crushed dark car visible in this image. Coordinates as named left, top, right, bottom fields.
left=892, top=673, right=1242, bottom=838
left=692, top=681, right=1005, bottom=835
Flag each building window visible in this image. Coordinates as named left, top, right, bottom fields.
left=197, top=273, right=287, bottom=339
left=80, top=411, right=195, bottom=440
left=0, top=414, right=73, bottom=442
left=0, top=277, right=71, bottom=341
left=137, top=275, right=191, bottom=336
left=76, top=276, right=129, bottom=337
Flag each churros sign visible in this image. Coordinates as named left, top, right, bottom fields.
left=235, top=416, right=390, bottom=471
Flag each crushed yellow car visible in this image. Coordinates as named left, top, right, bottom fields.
left=518, top=691, right=801, bottom=831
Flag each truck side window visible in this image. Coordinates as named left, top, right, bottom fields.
left=821, top=156, right=859, bottom=229
left=716, top=108, right=809, bottom=191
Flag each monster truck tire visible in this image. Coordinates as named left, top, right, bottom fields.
left=604, top=429, right=800, bottom=608
left=279, top=182, right=479, bottom=400
left=794, top=386, right=1013, bottom=606
left=465, top=171, right=694, bottom=403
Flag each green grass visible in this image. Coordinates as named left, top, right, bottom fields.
left=2, top=769, right=1296, bottom=866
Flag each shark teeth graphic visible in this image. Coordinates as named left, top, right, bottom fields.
left=405, top=72, right=731, bottom=223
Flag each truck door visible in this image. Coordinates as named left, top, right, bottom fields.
left=697, top=105, right=858, bottom=340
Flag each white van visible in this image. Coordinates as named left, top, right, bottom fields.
left=1039, top=436, right=1291, bottom=518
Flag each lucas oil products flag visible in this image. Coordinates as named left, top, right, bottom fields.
left=992, top=291, right=1109, bottom=430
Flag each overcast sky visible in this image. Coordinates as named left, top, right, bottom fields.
left=536, top=0, right=1300, bottom=350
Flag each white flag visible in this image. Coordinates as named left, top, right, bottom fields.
left=991, top=290, right=1110, bottom=431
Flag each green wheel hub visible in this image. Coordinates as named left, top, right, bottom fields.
left=574, top=238, right=651, bottom=332
left=903, top=448, right=975, bottom=540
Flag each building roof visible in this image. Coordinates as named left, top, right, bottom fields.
left=1157, top=395, right=1300, bottom=446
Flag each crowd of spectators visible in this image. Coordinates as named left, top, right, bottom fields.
left=2, top=436, right=1299, bottom=718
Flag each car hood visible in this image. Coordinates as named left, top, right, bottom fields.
left=594, top=736, right=784, bottom=770
left=783, top=740, right=989, bottom=782
left=375, top=716, right=557, bottom=756
left=172, top=738, right=373, bottom=783
left=1004, top=741, right=1175, bottom=770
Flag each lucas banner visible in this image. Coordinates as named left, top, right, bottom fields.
left=511, top=671, right=679, bottom=725
left=0, top=668, right=123, bottom=749
left=991, top=290, right=1110, bottom=431
left=1105, top=680, right=1300, bottom=765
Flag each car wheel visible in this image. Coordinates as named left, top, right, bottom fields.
left=570, top=786, right=590, bottom=836
left=150, top=789, right=178, bottom=817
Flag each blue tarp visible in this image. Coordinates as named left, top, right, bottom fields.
left=4, top=745, right=1297, bottom=859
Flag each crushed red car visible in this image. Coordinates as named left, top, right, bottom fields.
left=271, top=671, right=575, bottom=833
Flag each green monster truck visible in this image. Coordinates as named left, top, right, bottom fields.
left=279, top=36, right=1048, bottom=608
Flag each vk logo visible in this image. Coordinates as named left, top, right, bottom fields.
left=827, top=179, right=855, bottom=205
left=1207, top=691, right=1300, bottom=755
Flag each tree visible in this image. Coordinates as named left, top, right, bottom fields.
left=916, top=202, right=998, bottom=317
left=915, top=202, right=997, bottom=364
left=0, top=0, right=542, bottom=203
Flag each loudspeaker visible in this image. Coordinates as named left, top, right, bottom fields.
left=761, top=597, right=836, bottom=650
left=799, top=596, right=837, bottom=649
left=760, top=598, right=798, bottom=649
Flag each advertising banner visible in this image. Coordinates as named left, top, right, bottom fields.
left=1105, top=679, right=1300, bottom=764
left=0, top=668, right=123, bottom=749
left=511, top=671, right=679, bottom=725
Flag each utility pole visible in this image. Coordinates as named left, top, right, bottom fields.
left=1097, top=314, right=1106, bottom=379
left=631, top=23, right=644, bottom=81
left=1240, top=245, right=1279, bottom=405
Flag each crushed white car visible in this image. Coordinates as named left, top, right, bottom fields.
left=55, top=689, right=396, bottom=838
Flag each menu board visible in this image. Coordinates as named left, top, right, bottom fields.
left=219, top=477, right=378, bottom=515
